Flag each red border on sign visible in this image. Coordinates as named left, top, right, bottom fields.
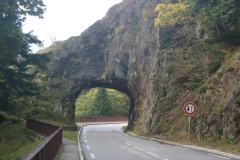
left=183, top=102, right=197, bottom=115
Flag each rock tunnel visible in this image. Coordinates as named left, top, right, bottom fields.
left=45, top=0, right=240, bottom=141
left=72, top=78, right=135, bottom=126
left=49, top=19, right=138, bottom=126
left=48, top=0, right=158, bottom=127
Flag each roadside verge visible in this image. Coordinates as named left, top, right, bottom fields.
left=125, top=131, right=240, bottom=160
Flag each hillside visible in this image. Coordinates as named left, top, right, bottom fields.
left=36, top=0, right=240, bottom=146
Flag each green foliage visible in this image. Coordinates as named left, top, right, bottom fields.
left=0, top=0, right=45, bottom=66
left=23, top=98, right=68, bottom=124
left=155, top=0, right=240, bottom=41
left=63, top=131, right=78, bottom=142
left=93, top=88, right=112, bottom=116
left=0, top=116, right=39, bottom=160
left=0, top=0, right=46, bottom=114
left=190, top=0, right=240, bottom=38
left=0, top=114, right=7, bottom=123
left=75, top=88, right=129, bottom=116
left=75, top=89, right=98, bottom=116
left=189, top=0, right=240, bottom=41
left=107, top=89, right=129, bottom=116
left=203, top=43, right=226, bottom=74
left=155, top=2, right=190, bottom=27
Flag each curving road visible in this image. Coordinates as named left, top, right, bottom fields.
left=80, top=123, right=237, bottom=160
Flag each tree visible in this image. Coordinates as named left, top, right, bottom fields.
left=107, top=89, right=129, bottom=116
left=0, top=0, right=46, bottom=112
left=189, top=0, right=240, bottom=41
left=155, top=2, right=190, bottom=27
left=75, top=89, right=97, bottom=116
left=155, top=0, right=240, bottom=41
left=93, top=88, right=112, bottom=116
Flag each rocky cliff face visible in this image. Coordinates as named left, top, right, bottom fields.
left=46, top=0, right=240, bottom=142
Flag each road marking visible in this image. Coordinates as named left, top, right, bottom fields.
left=86, top=145, right=90, bottom=149
left=209, top=154, right=231, bottom=159
left=147, top=151, right=159, bottom=157
left=174, top=146, right=189, bottom=150
left=125, top=142, right=132, bottom=146
left=134, top=146, right=143, bottom=151
left=84, top=140, right=87, bottom=143
left=90, top=153, right=96, bottom=159
left=84, top=136, right=86, bottom=139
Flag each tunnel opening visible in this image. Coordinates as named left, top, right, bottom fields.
left=72, top=78, right=135, bottom=126
left=75, top=87, right=130, bottom=117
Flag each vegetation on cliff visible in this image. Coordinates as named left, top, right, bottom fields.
left=140, top=0, right=240, bottom=146
left=155, top=0, right=240, bottom=41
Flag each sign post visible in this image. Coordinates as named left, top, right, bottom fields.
left=183, top=102, right=197, bottom=140
left=188, top=115, right=191, bottom=140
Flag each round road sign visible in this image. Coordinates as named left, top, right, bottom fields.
left=183, top=102, right=197, bottom=115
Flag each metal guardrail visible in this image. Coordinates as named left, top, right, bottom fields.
left=75, top=116, right=128, bottom=123
left=21, top=119, right=62, bottom=160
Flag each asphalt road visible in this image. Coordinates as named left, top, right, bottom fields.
left=80, top=123, right=237, bottom=160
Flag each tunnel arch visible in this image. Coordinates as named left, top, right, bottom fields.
left=71, top=78, right=135, bottom=126
left=47, top=1, right=141, bottom=127
left=73, top=78, right=131, bottom=100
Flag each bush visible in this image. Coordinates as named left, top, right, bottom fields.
left=0, top=114, right=7, bottom=124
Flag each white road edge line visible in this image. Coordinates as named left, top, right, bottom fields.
left=125, top=142, right=132, bottom=146
left=174, top=146, right=189, bottom=150
left=78, top=127, right=84, bottom=160
left=147, top=151, right=159, bottom=157
left=209, top=154, right=231, bottom=159
left=90, top=153, right=96, bottom=159
left=86, top=145, right=90, bottom=149
left=85, top=140, right=87, bottom=143
left=134, top=146, right=143, bottom=151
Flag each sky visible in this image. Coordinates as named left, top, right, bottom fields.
left=23, top=0, right=123, bottom=52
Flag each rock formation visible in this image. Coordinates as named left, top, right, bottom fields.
left=44, top=0, right=240, bottom=141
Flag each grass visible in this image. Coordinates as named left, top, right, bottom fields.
left=166, top=136, right=240, bottom=156
left=0, top=115, right=40, bottom=160
left=0, top=113, right=79, bottom=160
left=191, top=139, right=240, bottom=156
left=63, top=131, right=78, bottom=142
